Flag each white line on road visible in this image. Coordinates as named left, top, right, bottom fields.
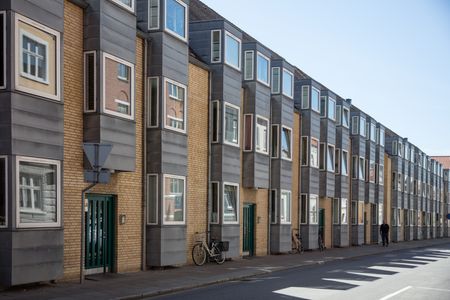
left=345, top=271, right=389, bottom=279
left=379, top=286, right=412, bottom=300
left=416, top=286, right=450, bottom=293
left=322, top=277, right=370, bottom=286
left=368, top=266, right=409, bottom=273
left=273, top=286, right=340, bottom=299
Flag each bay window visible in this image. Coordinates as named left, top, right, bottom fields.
left=165, top=0, right=187, bottom=40
left=341, top=150, right=348, bottom=176
left=282, top=69, right=294, bottom=98
left=327, top=144, right=335, bottom=172
left=310, top=138, right=319, bottom=168
left=320, top=96, right=326, bottom=118
left=301, top=85, right=310, bottom=109
left=342, top=107, right=350, bottom=128
left=223, top=183, right=239, bottom=223
left=256, top=52, right=270, bottom=85
left=163, top=175, right=185, bottom=224
left=311, top=86, right=320, bottom=112
left=225, top=31, right=241, bottom=70
left=271, top=67, right=280, bottom=94
left=224, top=103, right=240, bottom=146
left=164, top=78, right=186, bottom=132
left=280, top=190, right=291, bottom=224
left=147, top=174, right=158, bottom=224
left=256, top=116, right=269, bottom=154
left=211, top=30, right=221, bottom=63
left=341, top=198, right=348, bottom=224
left=0, top=157, right=6, bottom=227
left=281, top=126, right=292, bottom=160
left=328, top=97, right=336, bottom=121
left=244, top=114, right=253, bottom=151
left=271, top=124, right=279, bottom=158
left=309, top=194, right=319, bottom=224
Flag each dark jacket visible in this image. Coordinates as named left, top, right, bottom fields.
left=380, top=223, right=389, bottom=234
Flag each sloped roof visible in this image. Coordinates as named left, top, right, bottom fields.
left=431, top=156, right=450, bottom=169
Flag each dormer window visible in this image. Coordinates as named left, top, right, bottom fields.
left=165, top=0, right=187, bottom=40
left=282, top=69, right=293, bottom=98
left=224, top=31, right=241, bottom=71
left=256, top=52, right=270, bottom=86
left=311, top=87, right=320, bottom=112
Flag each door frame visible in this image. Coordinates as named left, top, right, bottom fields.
left=243, top=203, right=255, bottom=256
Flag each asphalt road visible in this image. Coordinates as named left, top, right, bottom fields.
left=152, top=243, right=450, bottom=300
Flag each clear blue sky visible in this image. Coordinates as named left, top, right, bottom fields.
left=200, top=0, right=450, bottom=156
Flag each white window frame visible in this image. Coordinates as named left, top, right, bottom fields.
left=342, top=107, right=350, bottom=129
left=271, top=67, right=281, bottom=94
left=301, top=85, right=310, bottom=109
left=310, top=137, right=320, bottom=168
left=271, top=124, right=280, bottom=158
left=211, top=100, right=220, bottom=143
left=147, top=76, right=159, bottom=128
left=320, top=96, right=327, bottom=118
left=224, top=31, right=241, bottom=71
left=311, top=86, right=320, bottom=113
left=210, top=30, right=222, bottom=63
left=309, top=194, right=319, bottom=225
left=280, top=190, right=291, bottom=224
left=164, top=0, right=188, bottom=42
left=282, top=68, right=294, bottom=99
left=328, top=97, right=336, bottom=121
left=148, top=0, right=160, bottom=30
left=83, top=51, right=97, bottom=113
left=244, top=50, right=254, bottom=80
left=0, top=156, right=7, bottom=228
left=146, top=174, right=158, bottom=225
left=110, top=0, right=135, bottom=13
left=243, top=113, right=253, bottom=152
left=102, top=52, right=135, bottom=120
left=162, top=174, right=186, bottom=225
left=223, top=102, right=240, bottom=147
left=16, top=156, right=61, bottom=228
left=15, top=14, right=61, bottom=101
left=335, top=148, right=341, bottom=175
left=19, top=29, right=49, bottom=84
left=327, top=144, right=335, bottom=173
left=359, top=156, right=366, bottom=181
left=351, top=116, right=359, bottom=135
left=300, top=194, right=308, bottom=224
left=360, top=116, right=366, bottom=137
left=163, top=77, right=187, bottom=133
left=301, top=136, right=309, bottom=166
left=341, top=198, right=348, bottom=225
left=255, top=115, right=269, bottom=155
left=0, top=11, right=6, bottom=89
left=352, top=155, right=358, bottom=180
left=341, top=150, right=349, bottom=176
left=210, top=181, right=220, bottom=224
left=256, top=51, right=270, bottom=86
left=281, top=125, right=292, bottom=161
left=270, top=189, right=277, bottom=224
left=223, top=182, right=239, bottom=225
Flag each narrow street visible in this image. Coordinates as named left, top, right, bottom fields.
left=153, top=243, right=450, bottom=300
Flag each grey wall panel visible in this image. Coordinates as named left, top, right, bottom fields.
left=271, top=159, right=281, bottom=189
left=242, top=152, right=254, bottom=188
left=333, top=225, right=349, bottom=247
left=11, top=93, right=63, bottom=160
left=254, top=153, right=269, bottom=189
left=84, top=12, right=101, bottom=51
left=270, top=224, right=291, bottom=253
left=280, top=160, right=292, bottom=190
left=148, top=33, right=163, bottom=77
left=0, top=231, right=12, bottom=286
left=136, top=0, right=149, bottom=31
left=210, top=68, right=224, bottom=101
left=9, top=0, right=64, bottom=32
left=300, top=224, right=318, bottom=250
left=0, top=94, right=12, bottom=154
left=222, top=66, right=242, bottom=106
left=220, top=224, right=240, bottom=259
left=271, top=96, right=282, bottom=125
left=161, top=131, right=188, bottom=176
left=160, top=226, right=187, bottom=266
left=301, top=167, right=319, bottom=195
left=254, top=85, right=271, bottom=117
left=221, top=145, right=240, bottom=183
left=351, top=225, right=364, bottom=245
left=281, top=97, right=294, bottom=128
left=162, top=34, right=189, bottom=84
left=243, top=83, right=256, bottom=113
left=210, top=144, right=223, bottom=182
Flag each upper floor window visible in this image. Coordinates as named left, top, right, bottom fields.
left=256, top=116, right=269, bottom=154
left=342, top=107, right=350, bottom=128
left=223, top=183, right=239, bottom=224
left=301, top=86, right=310, bottom=109
left=211, top=30, right=222, bottom=63
left=15, top=14, right=61, bottom=101
left=320, top=96, right=327, bottom=118
left=0, top=156, right=6, bottom=227
left=84, top=51, right=96, bottom=113
left=336, top=105, right=342, bottom=126
left=103, top=52, right=134, bottom=120
left=164, top=78, right=186, bottom=132
left=256, top=52, right=270, bottom=86
left=359, top=117, right=366, bottom=137
left=149, top=0, right=160, bottom=30
left=310, top=137, right=319, bottom=168
left=281, top=126, right=292, bottom=160
left=271, top=67, right=280, bottom=94
left=224, top=102, right=240, bottom=146
left=244, top=51, right=254, bottom=80
left=111, top=0, right=135, bottom=13
left=370, top=123, right=376, bottom=142
left=311, top=86, right=320, bottom=112
left=225, top=31, right=241, bottom=71
left=165, top=0, right=187, bottom=40
left=282, top=69, right=294, bottom=98
left=341, top=150, right=349, bottom=176
left=147, top=77, right=159, bottom=128
left=327, top=144, right=335, bottom=172
left=351, top=116, right=358, bottom=135
left=328, top=98, right=336, bottom=121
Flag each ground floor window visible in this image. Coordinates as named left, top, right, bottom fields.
left=223, top=183, right=239, bottom=223
left=341, top=198, right=348, bottom=224
left=163, top=175, right=185, bottom=224
left=147, top=174, right=158, bottom=224
left=358, top=201, right=364, bottom=224
left=309, top=194, right=318, bottom=224
left=280, top=190, right=291, bottom=224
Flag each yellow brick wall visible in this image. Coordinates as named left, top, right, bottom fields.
left=241, top=188, right=268, bottom=256
left=319, top=197, right=332, bottom=248
left=186, top=63, right=209, bottom=263
left=365, top=203, right=371, bottom=244
left=63, top=0, right=143, bottom=279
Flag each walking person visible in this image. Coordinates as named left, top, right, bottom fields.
left=380, top=220, right=390, bottom=247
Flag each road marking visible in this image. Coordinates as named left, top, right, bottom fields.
left=386, top=262, right=418, bottom=267
left=273, top=287, right=340, bottom=299
left=322, top=277, right=369, bottom=286
left=345, top=271, right=389, bottom=279
left=415, top=286, right=450, bottom=293
left=368, top=266, right=407, bottom=273
left=411, top=256, right=438, bottom=261
left=379, top=286, right=412, bottom=300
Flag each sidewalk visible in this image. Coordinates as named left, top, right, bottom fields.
left=1, top=238, right=449, bottom=300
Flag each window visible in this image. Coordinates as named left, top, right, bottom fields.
left=392, top=172, right=397, bottom=190
left=365, top=122, right=369, bottom=140
left=224, top=103, right=240, bottom=146
left=327, top=144, right=335, bottom=172
left=369, top=160, right=376, bottom=183
left=328, top=98, right=336, bottom=121
left=352, top=156, right=358, bottom=179
left=164, top=78, right=186, bottom=132
left=341, top=150, right=349, bottom=176
left=360, top=117, right=366, bottom=137
left=165, top=0, right=187, bottom=40
left=333, top=198, right=340, bottom=224
left=148, top=0, right=160, bottom=30
left=301, top=86, right=310, bottom=109
left=359, top=157, right=365, bottom=180
left=225, top=31, right=241, bottom=70
left=211, top=100, right=219, bottom=143
left=341, top=198, right=348, bottom=224
left=398, top=172, right=402, bottom=192
left=271, top=67, right=280, bottom=94
left=111, top=0, right=135, bottom=12
left=310, top=138, right=319, bottom=168
left=309, top=194, right=319, bottom=224
left=256, top=116, right=269, bottom=154
left=17, top=157, right=61, bottom=227
left=342, top=107, right=350, bottom=128
left=282, top=69, right=294, bottom=98
left=223, top=183, right=239, bottom=223
left=163, top=175, right=185, bottom=224
left=256, top=52, right=270, bottom=85
left=336, top=105, right=342, bottom=126
left=358, top=201, right=364, bottom=224
left=15, top=14, right=61, bottom=100
left=378, top=203, right=383, bottom=225
left=398, top=142, right=403, bottom=157
left=370, top=123, right=376, bottom=142
left=281, top=126, right=292, bottom=160
left=301, top=136, right=308, bottom=166
left=335, top=148, right=340, bottom=174
left=103, top=53, right=134, bottom=119
left=84, top=51, right=96, bottom=113
left=280, top=190, right=291, bottom=224
left=320, top=96, right=327, bottom=118
left=0, top=156, right=6, bottom=227
left=270, top=190, right=277, bottom=224
left=300, top=194, right=307, bottom=224
left=244, top=50, right=254, bottom=80
left=211, top=182, right=219, bottom=224
left=392, top=208, right=398, bottom=226
left=351, top=116, right=358, bottom=135
left=375, top=163, right=379, bottom=184
left=319, top=143, right=326, bottom=170
left=244, top=114, right=253, bottom=151
left=211, top=30, right=221, bottom=63
left=351, top=200, right=357, bottom=224
left=392, top=141, right=398, bottom=155
left=117, top=63, right=129, bottom=81
left=148, top=77, right=159, bottom=128
left=147, top=174, right=158, bottom=225
left=311, top=87, right=320, bottom=112
left=271, top=124, right=279, bottom=158
left=0, top=11, right=5, bottom=89
left=372, top=204, right=378, bottom=225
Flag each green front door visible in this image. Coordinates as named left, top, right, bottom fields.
left=243, top=204, right=255, bottom=256
left=85, top=195, right=115, bottom=272
left=319, top=208, right=325, bottom=242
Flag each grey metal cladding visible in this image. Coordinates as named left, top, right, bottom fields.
left=161, top=130, right=188, bottom=176
left=281, top=96, right=294, bottom=127
left=10, top=93, right=63, bottom=160
left=0, top=231, right=12, bottom=286
left=270, top=95, right=282, bottom=124
left=146, top=130, right=162, bottom=173
left=242, top=152, right=254, bottom=188
left=221, top=145, right=240, bottom=183
left=162, top=34, right=189, bottom=84
left=223, top=66, right=242, bottom=106
left=189, top=20, right=224, bottom=63
left=271, top=159, right=281, bottom=188
left=254, top=85, right=271, bottom=117
left=7, top=0, right=64, bottom=32
left=280, top=160, right=292, bottom=190
left=301, top=167, right=319, bottom=194
left=146, top=226, right=187, bottom=266
left=254, top=153, right=269, bottom=188
left=210, top=145, right=223, bottom=182
left=0, top=94, right=12, bottom=154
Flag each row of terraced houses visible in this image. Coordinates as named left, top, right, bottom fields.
left=0, top=0, right=449, bottom=287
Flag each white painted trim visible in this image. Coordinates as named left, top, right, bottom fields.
left=280, top=189, right=291, bottom=224
left=271, top=124, right=280, bottom=158
left=210, top=181, right=220, bottom=224
left=300, top=193, right=308, bottom=224
left=163, top=77, right=187, bottom=133
left=0, top=11, right=6, bottom=89
left=14, top=13, right=61, bottom=101
left=243, top=113, right=253, bottom=152
left=224, top=30, right=241, bottom=71
left=255, top=115, right=269, bottom=155
left=147, top=77, right=159, bottom=128
left=19, top=29, right=49, bottom=84
left=309, top=194, right=319, bottom=225
left=282, top=68, right=294, bottom=99
left=328, top=97, right=336, bottom=121
left=210, top=30, right=222, bottom=63
left=223, top=182, right=239, bottom=225
left=311, top=86, right=321, bottom=113
left=281, top=125, right=292, bottom=161
left=83, top=51, right=97, bottom=113
left=0, top=156, right=7, bottom=228
left=335, top=148, right=341, bottom=175
left=301, top=136, right=309, bottom=166
left=351, top=116, right=359, bottom=135
left=327, top=143, right=335, bottom=173
left=211, top=100, right=220, bottom=143
left=271, top=67, right=281, bottom=94
left=319, top=142, right=326, bottom=171
left=110, top=0, right=135, bottom=13
left=16, top=156, right=61, bottom=228
left=146, top=174, right=158, bottom=225
left=270, top=189, right=277, bottom=224
left=256, top=51, right=270, bottom=86
left=243, top=50, right=254, bottom=81
left=164, top=0, right=188, bottom=42
left=310, top=137, right=320, bottom=169
left=223, top=101, right=240, bottom=148
left=341, top=149, right=349, bottom=176
left=162, top=174, right=186, bottom=225
left=148, top=0, right=160, bottom=30
left=342, top=107, right=350, bottom=129
left=102, top=52, right=135, bottom=120
left=341, top=198, right=348, bottom=225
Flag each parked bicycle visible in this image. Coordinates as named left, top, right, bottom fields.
left=318, top=229, right=325, bottom=251
left=192, top=232, right=229, bottom=266
left=291, top=229, right=304, bottom=254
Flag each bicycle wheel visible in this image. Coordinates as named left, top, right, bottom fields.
left=213, top=246, right=225, bottom=264
left=300, top=245, right=304, bottom=254
left=192, top=243, right=207, bottom=266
